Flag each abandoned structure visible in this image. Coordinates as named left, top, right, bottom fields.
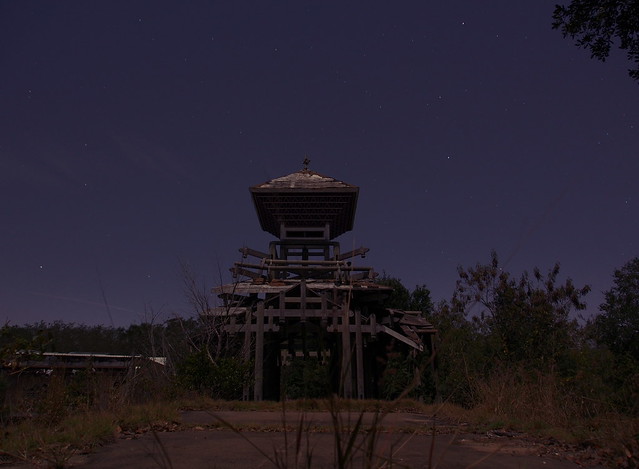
left=211, top=165, right=436, bottom=400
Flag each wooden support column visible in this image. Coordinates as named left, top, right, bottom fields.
left=279, top=290, right=285, bottom=324
left=370, top=313, right=377, bottom=339
left=320, top=292, right=328, bottom=325
left=229, top=315, right=236, bottom=336
left=341, top=304, right=352, bottom=399
left=354, top=308, right=365, bottom=399
left=300, top=279, right=307, bottom=323
left=242, top=308, right=252, bottom=401
left=254, top=301, right=265, bottom=401
left=267, top=305, right=274, bottom=330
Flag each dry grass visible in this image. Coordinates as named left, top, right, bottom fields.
left=0, top=411, right=115, bottom=465
left=175, top=395, right=431, bottom=414
left=2, top=376, right=637, bottom=468
left=0, top=401, right=179, bottom=467
left=434, top=367, right=639, bottom=467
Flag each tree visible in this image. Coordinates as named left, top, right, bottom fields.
left=595, top=257, right=639, bottom=360
left=377, top=275, right=433, bottom=316
left=408, top=284, right=434, bottom=316
left=552, top=1, right=639, bottom=82
left=452, top=251, right=590, bottom=366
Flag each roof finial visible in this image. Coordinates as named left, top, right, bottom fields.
left=302, top=156, right=311, bottom=171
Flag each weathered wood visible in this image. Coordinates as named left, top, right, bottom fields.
left=337, top=247, right=369, bottom=261
left=254, top=301, right=265, bottom=401
left=321, top=292, right=328, bottom=323
left=276, top=296, right=323, bottom=303
left=239, top=246, right=271, bottom=259
left=230, top=266, right=264, bottom=280
left=224, top=323, right=280, bottom=333
left=300, top=279, right=307, bottom=322
left=234, top=261, right=373, bottom=272
left=230, top=309, right=341, bottom=320
left=266, top=258, right=351, bottom=265
left=267, top=305, right=274, bottom=329
left=370, top=313, right=377, bottom=340
left=226, top=322, right=383, bottom=334
left=355, top=308, right=364, bottom=399
left=242, top=308, right=252, bottom=401
left=213, top=170, right=439, bottom=401
left=279, top=290, right=285, bottom=323
left=341, top=304, right=352, bottom=398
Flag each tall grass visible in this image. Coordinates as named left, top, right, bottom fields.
left=2, top=362, right=637, bottom=468
left=460, top=366, right=639, bottom=467
left=0, top=361, right=176, bottom=467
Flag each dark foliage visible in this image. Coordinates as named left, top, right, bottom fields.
left=452, top=251, right=590, bottom=368
left=377, top=275, right=433, bottom=315
left=553, top=0, right=639, bottom=81
left=595, top=257, right=639, bottom=360
left=176, top=351, right=251, bottom=400
left=280, top=358, right=330, bottom=399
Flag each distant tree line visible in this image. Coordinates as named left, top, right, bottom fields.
left=2, top=254, right=638, bottom=414
left=361, top=254, right=639, bottom=416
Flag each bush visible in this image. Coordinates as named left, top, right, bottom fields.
left=176, top=351, right=251, bottom=400
left=281, top=358, right=330, bottom=399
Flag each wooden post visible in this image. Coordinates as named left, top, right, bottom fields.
left=279, top=290, right=285, bottom=324
left=341, top=304, right=352, bottom=399
left=370, top=313, right=377, bottom=339
left=254, top=301, right=265, bottom=401
left=242, top=308, right=252, bottom=401
left=267, top=305, right=274, bottom=330
left=320, top=292, right=328, bottom=326
left=355, top=308, right=364, bottom=399
left=300, top=279, right=307, bottom=323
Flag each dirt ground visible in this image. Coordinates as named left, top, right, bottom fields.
left=14, top=411, right=610, bottom=469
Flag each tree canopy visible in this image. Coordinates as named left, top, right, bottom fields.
left=377, top=275, right=433, bottom=316
left=595, top=257, right=639, bottom=360
left=552, top=0, right=639, bottom=82
left=452, top=251, right=590, bottom=366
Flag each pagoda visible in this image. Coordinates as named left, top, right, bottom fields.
left=211, top=164, right=436, bottom=400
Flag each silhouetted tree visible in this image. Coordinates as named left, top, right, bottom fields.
left=452, top=251, right=590, bottom=366
left=552, top=0, right=639, bottom=82
left=595, top=257, right=639, bottom=360
left=378, top=275, right=433, bottom=316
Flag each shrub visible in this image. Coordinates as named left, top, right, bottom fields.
left=176, top=351, right=251, bottom=400
left=281, top=358, right=330, bottom=399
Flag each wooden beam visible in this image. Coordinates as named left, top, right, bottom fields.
left=378, top=325, right=423, bottom=351
left=239, top=246, right=271, bottom=259
left=224, top=323, right=279, bottom=333
left=337, top=247, right=369, bottom=261
left=230, top=266, right=263, bottom=280
left=234, top=261, right=373, bottom=272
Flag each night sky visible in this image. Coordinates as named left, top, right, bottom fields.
left=2, top=1, right=637, bottom=327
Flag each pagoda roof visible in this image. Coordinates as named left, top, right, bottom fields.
left=251, top=170, right=356, bottom=191
left=250, top=170, right=359, bottom=239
